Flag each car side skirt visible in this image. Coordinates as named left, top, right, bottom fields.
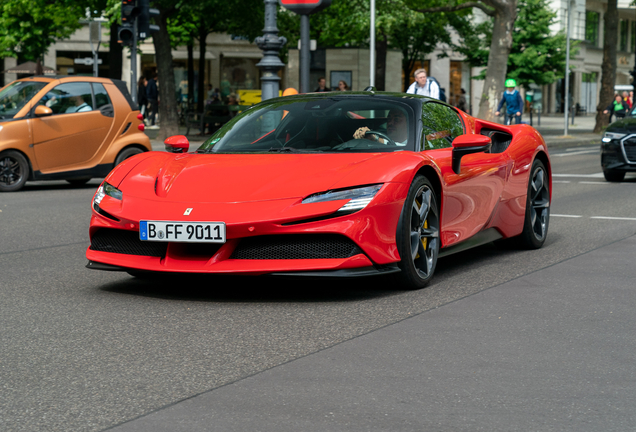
left=439, top=228, right=502, bottom=258
left=32, top=163, right=113, bottom=181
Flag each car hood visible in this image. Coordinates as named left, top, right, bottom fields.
left=606, top=116, right=636, bottom=134
left=117, top=151, right=423, bottom=203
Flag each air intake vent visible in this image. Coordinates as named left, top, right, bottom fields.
left=231, top=234, right=361, bottom=260
left=90, top=228, right=167, bottom=257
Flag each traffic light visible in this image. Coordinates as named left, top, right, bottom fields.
left=138, top=0, right=160, bottom=40
left=118, top=0, right=141, bottom=46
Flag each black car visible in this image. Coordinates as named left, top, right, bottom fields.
left=601, top=114, right=636, bottom=181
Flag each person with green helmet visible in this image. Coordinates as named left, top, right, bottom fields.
left=495, top=78, right=523, bottom=125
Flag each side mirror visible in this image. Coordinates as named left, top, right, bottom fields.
left=34, top=105, right=53, bottom=117
left=451, top=134, right=492, bottom=174
left=164, top=135, right=190, bottom=153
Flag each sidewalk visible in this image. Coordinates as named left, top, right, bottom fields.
left=145, top=114, right=603, bottom=152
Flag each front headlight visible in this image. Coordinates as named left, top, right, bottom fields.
left=94, top=182, right=123, bottom=206
left=602, top=132, right=627, bottom=143
left=302, top=184, right=383, bottom=214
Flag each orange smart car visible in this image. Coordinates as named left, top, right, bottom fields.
left=0, top=76, right=150, bottom=192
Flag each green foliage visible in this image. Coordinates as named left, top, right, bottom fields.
left=451, top=0, right=572, bottom=87
left=0, top=0, right=85, bottom=61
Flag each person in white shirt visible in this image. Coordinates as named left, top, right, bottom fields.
left=406, top=68, right=440, bottom=100
left=65, top=95, right=92, bottom=113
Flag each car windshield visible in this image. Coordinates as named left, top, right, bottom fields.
left=197, top=96, right=415, bottom=154
left=0, top=81, right=47, bottom=120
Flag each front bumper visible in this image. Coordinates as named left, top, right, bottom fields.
left=601, top=135, right=636, bottom=171
left=86, top=182, right=409, bottom=275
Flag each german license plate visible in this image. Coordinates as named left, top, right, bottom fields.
left=140, top=221, right=226, bottom=243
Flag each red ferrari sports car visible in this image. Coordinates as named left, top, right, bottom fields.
left=86, top=91, right=551, bottom=289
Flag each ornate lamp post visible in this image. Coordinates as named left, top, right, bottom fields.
left=256, top=0, right=287, bottom=101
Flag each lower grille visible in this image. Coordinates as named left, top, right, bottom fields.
left=623, top=139, right=636, bottom=162
left=90, top=228, right=167, bottom=257
left=231, top=234, right=362, bottom=260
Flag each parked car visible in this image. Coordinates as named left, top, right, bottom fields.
left=601, top=112, right=636, bottom=181
left=0, top=76, right=150, bottom=192
left=86, top=91, right=551, bottom=289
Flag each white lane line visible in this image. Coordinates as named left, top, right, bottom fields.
left=551, top=214, right=583, bottom=218
left=590, top=216, right=636, bottom=221
left=552, top=149, right=599, bottom=157
left=553, top=173, right=604, bottom=178
left=553, top=180, right=571, bottom=183
left=579, top=181, right=606, bottom=185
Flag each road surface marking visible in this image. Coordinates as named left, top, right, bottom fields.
left=590, top=216, right=636, bottom=221
left=553, top=173, right=604, bottom=178
left=551, top=214, right=583, bottom=218
left=552, top=149, right=599, bottom=157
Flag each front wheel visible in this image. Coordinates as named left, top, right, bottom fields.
left=516, top=159, right=550, bottom=249
left=0, top=150, right=29, bottom=192
left=396, top=175, right=440, bottom=289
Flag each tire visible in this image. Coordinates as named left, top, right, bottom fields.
left=516, top=159, right=550, bottom=249
left=603, top=169, right=625, bottom=182
left=115, top=147, right=144, bottom=166
left=396, top=175, right=440, bottom=289
left=0, top=150, right=29, bottom=192
left=66, top=177, right=91, bottom=186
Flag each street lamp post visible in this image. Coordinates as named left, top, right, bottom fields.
left=256, top=0, right=287, bottom=101
left=564, top=0, right=573, bottom=135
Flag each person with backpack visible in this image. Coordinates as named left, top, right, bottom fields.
left=495, top=78, right=523, bottom=125
left=406, top=68, right=440, bottom=100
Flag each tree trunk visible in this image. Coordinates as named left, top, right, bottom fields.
left=187, top=42, right=194, bottom=108
left=594, top=0, right=618, bottom=133
left=109, top=21, right=123, bottom=80
left=376, top=34, right=388, bottom=91
left=477, top=0, right=517, bottom=120
left=152, top=11, right=180, bottom=140
left=197, top=20, right=207, bottom=113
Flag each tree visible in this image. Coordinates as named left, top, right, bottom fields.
left=407, top=0, right=518, bottom=120
left=0, top=0, right=85, bottom=67
left=300, top=0, right=453, bottom=91
left=452, top=0, right=569, bottom=89
left=594, top=0, right=618, bottom=133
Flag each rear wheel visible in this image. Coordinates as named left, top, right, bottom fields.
left=396, top=175, right=440, bottom=289
left=603, top=169, right=625, bottom=182
left=516, top=159, right=550, bottom=249
left=0, top=150, right=29, bottom=192
left=115, top=147, right=144, bottom=166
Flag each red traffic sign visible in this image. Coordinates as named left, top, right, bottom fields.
left=279, top=0, right=331, bottom=15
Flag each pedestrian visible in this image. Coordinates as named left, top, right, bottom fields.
left=146, top=73, right=159, bottom=128
left=456, top=88, right=467, bottom=112
left=137, top=76, right=147, bottom=118
left=406, top=68, right=440, bottom=100
left=495, top=78, right=523, bottom=125
left=338, top=80, right=349, bottom=91
left=314, top=77, right=329, bottom=92
left=603, top=94, right=629, bottom=122
left=622, top=91, right=632, bottom=109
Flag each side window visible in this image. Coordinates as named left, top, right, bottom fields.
left=92, top=83, right=111, bottom=109
left=37, top=82, right=93, bottom=115
left=420, top=102, right=464, bottom=150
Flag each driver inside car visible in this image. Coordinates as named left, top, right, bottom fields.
left=353, top=108, right=408, bottom=145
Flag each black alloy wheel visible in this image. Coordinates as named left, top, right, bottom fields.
left=0, top=150, right=29, bottom=192
left=397, top=175, right=440, bottom=289
left=517, top=159, right=550, bottom=249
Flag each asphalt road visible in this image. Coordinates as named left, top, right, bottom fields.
left=1, top=144, right=635, bottom=431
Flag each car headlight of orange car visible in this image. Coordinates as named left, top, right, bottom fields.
left=302, top=184, right=382, bottom=214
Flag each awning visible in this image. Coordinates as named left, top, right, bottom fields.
left=3, top=61, right=55, bottom=75
left=222, top=51, right=263, bottom=59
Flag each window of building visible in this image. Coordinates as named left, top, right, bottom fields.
left=620, top=20, right=628, bottom=51
left=585, top=11, right=599, bottom=46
